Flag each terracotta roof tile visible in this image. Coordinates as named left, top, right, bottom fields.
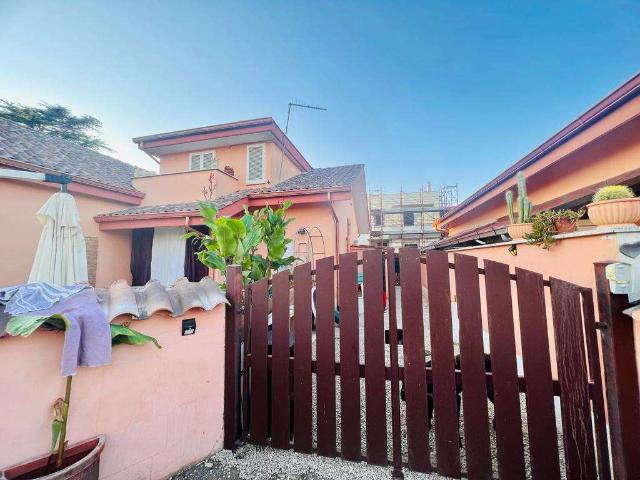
left=96, top=277, right=228, bottom=321
left=0, top=117, right=149, bottom=193
left=266, top=164, right=364, bottom=192
left=97, top=165, right=364, bottom=219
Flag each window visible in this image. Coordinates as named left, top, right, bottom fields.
left=247, top=144, right=266, bottom=184
left=189, top=151, right=217, bottom=171
left=403, top=212, right=415, bottom=226
left=371, top=209, right=382, bottom=226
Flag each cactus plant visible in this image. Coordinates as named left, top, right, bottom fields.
left=505, top=190, right=515, bottom=224
left=592, top=185, right=635, bottom=202
left=505, top=171, right=532, bottom=224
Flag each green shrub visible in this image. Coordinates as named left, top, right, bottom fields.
left=524, top=208, right=585, bottom=249
left=592, top=185, right=635, bottom=202
left=524, top=211, right=556, bottom=249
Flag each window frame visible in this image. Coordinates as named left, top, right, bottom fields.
left=189, top=150, right=217, bottom=171
left=246, top=143, right=266, bottom=184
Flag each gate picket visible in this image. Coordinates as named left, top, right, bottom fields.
left=315, top=256, right=337, bottom=457
left=484, top=260, right=525, bottom=480
left=515, top=268, right=560, bottom=480
left=386, top=249, right=404, bottom=478
left=581, top=289, right=611, bottom=480
left=271, top=270, right=291, bottom=449
left=293, top=263, right=313, bottom=453
left=339, top=252, right=361, bottom=461
left=363, top=249, right=388, bottom=465
left=250, top=278, right=269, bottom=445
left=427, top=250, right=461, bottom=478
left=550, top=279, right=597, bottom=480
left=454, top=254, right=491, bottom=480
left=399, top=248, right=430, bottom=472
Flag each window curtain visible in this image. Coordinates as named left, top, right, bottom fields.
left=184, top=225, right=209, bottom=282
left=130, top=228, right=154, bottom=286
left=150, top=227, right=187, bottom=286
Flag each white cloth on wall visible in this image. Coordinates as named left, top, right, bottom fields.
left=150, top=227, right=186, bottom=286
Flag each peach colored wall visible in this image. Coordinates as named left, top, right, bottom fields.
left=157, top=141, right=301, bottom=189
left=133, top=170, right=239, bottom=206
left=0, top=179, right=133, bottom=288
left=268, top=142, right=300, bottom=185
left=0, top=306, right=225, bottom=480
left=283, top=203, right=336, bottom=267
left=447, top=98, right=640, bottom=234
left=332, top=199, right=361, bottom=253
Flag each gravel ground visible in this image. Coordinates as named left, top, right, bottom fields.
left=175, top=287, right=566, bottom=479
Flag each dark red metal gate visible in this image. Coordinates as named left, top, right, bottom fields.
left=224, top=249, right=621, bottom=479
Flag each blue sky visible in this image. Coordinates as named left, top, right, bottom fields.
left=1, top=1, right=639, bottom=199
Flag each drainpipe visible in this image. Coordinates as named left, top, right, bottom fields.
left=328, top=192, right=340, bottom=262
left=328, top=192, right=340, bottom=300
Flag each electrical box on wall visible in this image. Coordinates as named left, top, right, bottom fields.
left=182, top=318, right=196, bottom=336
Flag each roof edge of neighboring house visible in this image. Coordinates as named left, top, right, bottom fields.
left=132, top=117, right=312, bottom=172
left=94, top=185, right=354, bottom=225
left=0, top=156, right=145, bottom=203
left=440, top=70, right=640, bottom=226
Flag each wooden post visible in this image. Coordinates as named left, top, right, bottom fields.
left=224, top=265, right=243, bottom=450
left=594, top=262, right=640, bottom=480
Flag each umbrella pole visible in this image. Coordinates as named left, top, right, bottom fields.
left=56, top=375, right=73, bottom=468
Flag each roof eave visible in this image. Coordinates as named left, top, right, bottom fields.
left=0, top=157, right=144, bottom=204
left=440, top=71, right=640, bottom=225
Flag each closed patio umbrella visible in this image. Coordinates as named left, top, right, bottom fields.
left=28, top=191, right=88, bottom=285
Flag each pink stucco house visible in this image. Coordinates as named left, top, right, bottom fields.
left=0, top=117, right=369, bottom=288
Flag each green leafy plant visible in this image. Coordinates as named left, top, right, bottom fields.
left=189, top=200, right=297, bottom=284
left=524, top=208, right=585, bottom=249
left=592, top=185, right=635, bottom=202
left=505, top=171, right=532, bottom=224
left=524, top=211, right=557, bottom=249
left=6, top=316, right=160, bottom=470
left=552, top=208, right=585, bottom=222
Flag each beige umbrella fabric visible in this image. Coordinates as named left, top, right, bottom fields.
left=28, top=192, right=88, bottom=285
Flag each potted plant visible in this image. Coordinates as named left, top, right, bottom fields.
left=552, top=208, right=584, bottom=233
left=524, top=208, right=585, bottom=249
left=587, top=185, right=640, bottom=226
left=506, top=171, right=533, bottom=239
left=1, top=317, right=160, bottom=480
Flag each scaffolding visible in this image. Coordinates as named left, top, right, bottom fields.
left=368, top=183, right=458, bottom=250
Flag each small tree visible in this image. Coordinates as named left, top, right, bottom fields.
left=188, top=200, right=297, bottom=284
left=0, top=100, right=112, bottom=152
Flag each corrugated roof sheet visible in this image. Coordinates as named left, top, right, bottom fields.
left=96, top=277, right=228, bottom=321
left=0, top=117, right=149, bottom=194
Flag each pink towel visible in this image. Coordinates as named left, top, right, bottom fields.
left=28, top=290, right=112, bottom=376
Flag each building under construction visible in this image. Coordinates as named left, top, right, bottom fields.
left=367, top=183, right=458, bottom=250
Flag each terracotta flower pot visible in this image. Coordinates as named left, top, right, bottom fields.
left=507, top=223, right=533, bottom=239
left=554, top=217, right=577, bottom=234
left=1, top=435, right=105, bottom=480
left=587, top=198, right=640, bottom=226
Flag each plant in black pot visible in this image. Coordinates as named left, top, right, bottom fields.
left=0, top=317, right=160, bottom=480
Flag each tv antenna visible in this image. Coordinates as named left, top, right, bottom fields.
left=277, top=101, right=327, bottom=182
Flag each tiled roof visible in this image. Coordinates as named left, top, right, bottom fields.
left=97, top=165, right=364, bottom=219
left=96, top=277, right=228, bottom=321
left=0, top=117, right=149, bottom=194
left=266, top=164, right=364, bottom=192
left=97, top=189, right=254, bottom=217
